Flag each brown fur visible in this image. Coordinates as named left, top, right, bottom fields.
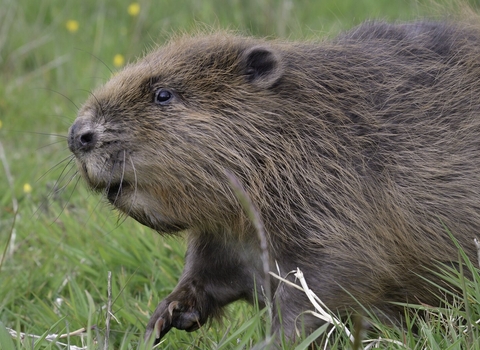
left=68, top=21, right=480, bottom=345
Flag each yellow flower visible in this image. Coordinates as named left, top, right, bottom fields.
left=66, top=20, right=79, bottom=33
left=23, top=183, right=32, bottom=194
left=113, top=54, right=125, bottom=68
left=128, top=3, right=140, bottom=16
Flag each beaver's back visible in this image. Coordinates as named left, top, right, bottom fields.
left=247, top=21, right=480, bottom=258
left=240, top=21, right=480, bottom=307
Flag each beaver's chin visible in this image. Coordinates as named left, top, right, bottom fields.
left=105, top=182, right=187, bottom=234
left=75, top=157, right=188, bottom=234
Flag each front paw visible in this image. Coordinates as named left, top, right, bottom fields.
left=144, top=299, right=201, bottom=345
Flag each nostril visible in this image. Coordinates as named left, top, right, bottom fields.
left=68, top=118, right=99, bottom=154
left=80, top=132, right=94, bottom=146
left=76, top=130, right=97, bottom=152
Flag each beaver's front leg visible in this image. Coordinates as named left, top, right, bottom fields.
left=144, top=233, right=264, bottom=345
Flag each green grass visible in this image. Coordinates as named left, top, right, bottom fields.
left=2, top=0, right=480, bottom=348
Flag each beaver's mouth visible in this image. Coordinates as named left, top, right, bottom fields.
left=73, top=149, right=188, bottom=233
left=104, top=181, right=188, bottom=234
left=105, top=182, right=131, bottom=204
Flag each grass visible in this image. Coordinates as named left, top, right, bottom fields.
left=2, top=0, right=480, bottom=348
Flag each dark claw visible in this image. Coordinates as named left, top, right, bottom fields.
left=144, top=300, right=201, bottom=346
left=154, top=317, right=172, bottom=343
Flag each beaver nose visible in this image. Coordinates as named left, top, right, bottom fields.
left=68, top=119, right=98, bottom=154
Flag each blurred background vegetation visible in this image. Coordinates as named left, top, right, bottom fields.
left=1, top=0, right=480, bottom=349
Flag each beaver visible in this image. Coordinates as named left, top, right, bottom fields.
left=68, top=20, right=480, bottom=345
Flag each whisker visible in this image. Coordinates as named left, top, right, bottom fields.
left=45, top=160, right=76, bottom=197
left=126, top=155, right=138, bottom=218
left=114, top=151, right=130, bottom=228
left=50, top=175, right=82, bottom=225
left=34, top=114, right=75, bottom=127
left=79, top=157, right=118, bottom=234
left=36, top=155, right=76, bottom=183
left=12, top=130, right=68, bottom=138
left=77, top=89, right=107, bottom=121
left=85, top=190, right=110, bottom=233
left=33, top=87, right=79, bottom=111
left=37, top=139, right=69, bottom=150
left=106, top=157, right=120, bottom=201
left=54, top=170, right=79, bottom=194
left=113, top=150, right=127, bottom=206
left=89, top=91, right=107, bottom=123
left=81, top=158, right=115, bottom=231
left=118, top=155, right=139, bottom=229
left=74, top=48, right=113, bottom=75
left=33, top=163, right=78, bottom=220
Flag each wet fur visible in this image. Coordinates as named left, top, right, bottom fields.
left=69, top=20, right=480, bottom=343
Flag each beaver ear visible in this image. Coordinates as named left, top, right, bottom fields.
left=242, top=46, right=283, bottom=89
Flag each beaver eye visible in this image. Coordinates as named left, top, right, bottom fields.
left=154, top=89, right=173, bottom=105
